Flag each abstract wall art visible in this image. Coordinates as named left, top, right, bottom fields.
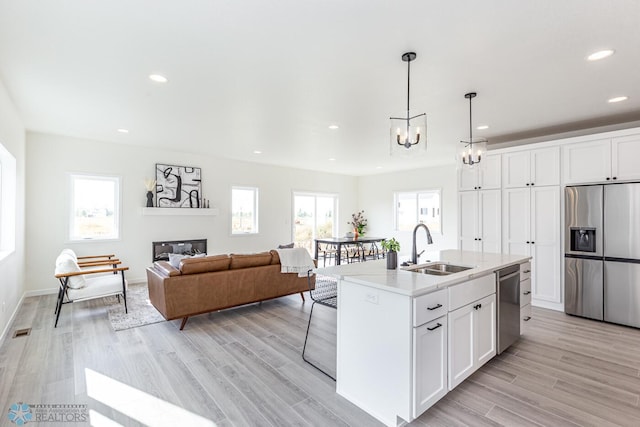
left=155, top=164, right=202, bottom=208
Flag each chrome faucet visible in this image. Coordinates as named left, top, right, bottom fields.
left=411, top=223, right=433, bottom=264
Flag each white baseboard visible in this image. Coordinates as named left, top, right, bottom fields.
left=0, top=293, right=25, bottom=347
left=532, top=299, right=563, bottom=312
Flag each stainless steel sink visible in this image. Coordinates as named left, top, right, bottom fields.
left=426, top=263, right=472, bottom=274
left=406, top=263, right=472, bottom=276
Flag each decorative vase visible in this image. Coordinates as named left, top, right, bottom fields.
left=386, top=251, right=397, bottom=270
left=146, top=191, right=154, bottom=207
left=354, top=228, right=359, bottom=239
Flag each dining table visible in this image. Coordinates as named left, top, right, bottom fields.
left=314, top=236, right=386, bottom=265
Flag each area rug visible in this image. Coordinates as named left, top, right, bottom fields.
left=106, top=284, right=165, bottom=331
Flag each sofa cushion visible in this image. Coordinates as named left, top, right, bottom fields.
left=180, top=255, right=230, bottom=275
left=230, top=252, right=272, bottom=269
left=278, top=242, right=295, bottom=249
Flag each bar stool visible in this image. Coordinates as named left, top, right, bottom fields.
left=302, top=270, right=338, bottom=380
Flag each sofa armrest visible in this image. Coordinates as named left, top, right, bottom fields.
left=153, top=261, right=181, bottom=277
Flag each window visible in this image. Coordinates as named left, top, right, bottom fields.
left=69, top=174, right=120, bottom=241
left=231, top=186, right=258, bottom=234
left=293, top=192, right=338, bottom=252
left=0, top=142, right=16, bottom=259
left=395, top=189, right=441, bottom=233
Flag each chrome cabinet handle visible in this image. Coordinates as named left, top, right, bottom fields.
left=427, top=323, right=442, bottom=331
left=523, top=270, right=531, bottom=273
left=524, top=316, right=532, bottom=321
left=427, top=303, right=443, bottom=311
left=523, top=291, right=531, bottom=295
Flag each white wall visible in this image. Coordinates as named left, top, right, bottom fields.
left=357, top=164, right=459, bottom=261
left=25, top=133, right=359, bottom=293
left=0, top=80, right=26, bottom=342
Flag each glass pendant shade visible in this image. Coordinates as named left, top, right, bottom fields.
left=458, top=91, right=487, bottom=169
left=389, top=52, right=427, bottom=156
left=390, top=112, right=427, bottom=156
left=457, top=139, right=487, bottom=169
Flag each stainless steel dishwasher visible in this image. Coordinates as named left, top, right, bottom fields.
left=496, top=264, right=521, bottom=354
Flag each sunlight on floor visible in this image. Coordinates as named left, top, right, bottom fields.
left=85, top=368, right=216, bottom=427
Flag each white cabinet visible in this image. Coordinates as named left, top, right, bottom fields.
left=458, top=189, right=501, bottom=253
left=502, top=146, right=560, bottom=188
left=337, top=282, right=450, bottom=426
left=458, top=154, right=501, bottom=191
left=448, top=293, right=496, bottom=390
left=413, top=316, right=447, bottom=418
left=562, top=135, right=640, bottom=184
left=503, top=186, right=561, bottom=304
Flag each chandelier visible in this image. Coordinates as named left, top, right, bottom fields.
left=459, top=92, right=487, bottom=167
left=390, top=52, right=427, bottom=155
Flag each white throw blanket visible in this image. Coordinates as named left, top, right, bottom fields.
left=276, top=248, right=316, bottom=277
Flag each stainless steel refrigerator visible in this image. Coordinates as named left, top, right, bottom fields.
left=565, top=183, right=640, bottom=327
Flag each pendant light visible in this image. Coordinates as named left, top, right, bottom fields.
left=390, top=52, right=427, bottom=155
left=458, top=92, right=487, bottom=167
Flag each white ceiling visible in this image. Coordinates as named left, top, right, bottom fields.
left=0, top=0, right=639, bottom=176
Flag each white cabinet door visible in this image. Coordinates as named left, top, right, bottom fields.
left=531, top=186, right=561, bottom=303
left=475, top=294, right=497, bottom=367
left=459, top=167, right=479, bottom=191
left=530, top=146, right=560, bottom=186
left=413, top=317, right=448, bottom=417
left=502, top=151, right=530, bottom=188
left=479, top=154, right=502, bottom=190
left=502, top=188, right=531, bottom=257
left=562, top=139, right=611, bottom=184
left=612, top=134, right=640, bottom=181
left=448, top=303, right=474, bottom=390
left=458, top=191, right=479, bottom=251
left=458, top=154, right=501, bottom=191
left=479, top=190, right=501, bottom=254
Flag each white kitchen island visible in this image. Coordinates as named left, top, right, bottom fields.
left=316, top=249, right=531, bottom=427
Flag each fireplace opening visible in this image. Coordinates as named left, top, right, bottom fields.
left=152, top=239, right=207, bottom=262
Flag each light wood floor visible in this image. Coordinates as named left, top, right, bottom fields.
left=1, top=291, right=640, bottom=426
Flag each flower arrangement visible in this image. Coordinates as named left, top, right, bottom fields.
left=348, top=210, right=367, bottom=235
left=144, top=178, right=156, bottom=192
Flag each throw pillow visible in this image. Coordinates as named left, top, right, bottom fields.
left=168, top=253, right=187, bottom=269
left=278, top=242, right=295, bottom=249
left=55, top=253, right=86, bottom=289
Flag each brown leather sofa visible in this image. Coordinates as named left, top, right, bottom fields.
left=146, top=250, right=314, bottom=329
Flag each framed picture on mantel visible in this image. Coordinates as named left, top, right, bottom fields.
left=155, top=163, right=202, bottom=208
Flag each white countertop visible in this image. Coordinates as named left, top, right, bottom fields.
left=315, top=249, right=531, bottom=297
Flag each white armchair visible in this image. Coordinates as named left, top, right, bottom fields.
left=54, top=250, right=129, bottom=327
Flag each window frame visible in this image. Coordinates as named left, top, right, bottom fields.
left=231, top=186, right=259, bottom=235
left=68, top=173, right=121, bottom=242
left=393, top=188, right=442, bottom=234
left=0, top=142, right=16, bottom=261
left=291, top=191, right=339, bottom=249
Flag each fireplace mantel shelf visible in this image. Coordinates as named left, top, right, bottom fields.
left=142, top=207, right=219, bottom=216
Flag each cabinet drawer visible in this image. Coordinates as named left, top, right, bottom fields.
left=448, top=273, right=496, bottom=312
left=521, top=304, right=532, bottom=334
left=520, top=262, right=531, bottom=281
left=414, top=289, right=448, bottom=327
left=520, top=278, right=531, bottom=307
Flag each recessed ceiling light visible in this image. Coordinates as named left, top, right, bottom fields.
left=149, top=74, right=168, bottom=83
left=376, top=166, right=383, bottom=169
left=253, top=150, right=262, bottom=154
left=608, top=96, right=628, bottom=103
left=328, top=158, right=336, bottom=161
left=587, top=49, right=615, bottom=61
left=476, top=125, right=489, bottom=130
left=328, top=125, right=339, bottom=130
left=117, top=128, right=129, bottom=133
